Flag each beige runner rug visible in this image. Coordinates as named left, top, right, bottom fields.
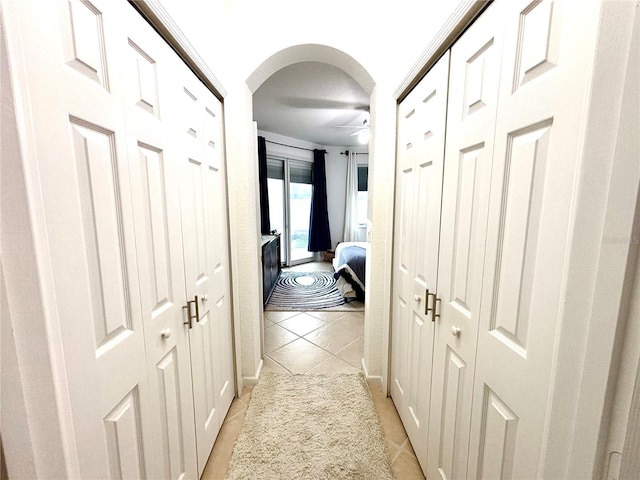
left=226, top=372, right=393, bottom=480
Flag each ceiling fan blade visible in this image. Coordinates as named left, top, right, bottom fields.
left=279, top=97, right=370, bottom=111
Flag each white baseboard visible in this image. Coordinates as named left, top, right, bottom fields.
left=362, top=358, right=383, bottom=388
left=242, top=359, right=263, bottom=386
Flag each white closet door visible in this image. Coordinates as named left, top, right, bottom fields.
left=427, top=2, right=506, bottom=479
left=467, top=0, right=596, bottom=477
left=196, top=81, right=235, bottom=471
left=121, top=8, right=198, bottom=479
left=390, top=91, right=417, bottom=431
left=3, top=0, right=156, bottom=477
left=202, top=95, right=236, bottom=445
left=391, top=52, right=450, bottom=474
left=173, top=64, right=234, bottom=476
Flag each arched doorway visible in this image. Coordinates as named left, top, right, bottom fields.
left=253, top=59, right=371, bottom=374
left=249, top=45, right=376, bottom=375
left=227, top=43, right=397, bottom=390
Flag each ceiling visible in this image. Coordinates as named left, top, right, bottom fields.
left=252, top=62, right=370, bottom=147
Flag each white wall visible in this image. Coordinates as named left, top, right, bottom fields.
left=156, top=0, right=465, bottom=386
left=153, top=0, right=228, bottom=84
left=221, top=0, right=460, bottom=90
left=259, top=130, right=317, bottom=162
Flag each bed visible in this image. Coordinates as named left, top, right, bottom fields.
left=332, top=242, right=367, bottom=301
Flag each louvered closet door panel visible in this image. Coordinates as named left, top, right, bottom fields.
left=171, top=61, right=234, bottom=477
left=121, top=6, right=198, bottom=479
left=467, top=0, right=599, bottom=477
left=390, top=52, right=450, bottom=475
left=4, top=0, right=154, bottom=477
left=427, top=2, right=506, bottom=480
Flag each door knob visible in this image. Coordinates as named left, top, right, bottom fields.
left=414, top=294, right=421, bottom=303
left=451, top=325, right=461, bottom=337
left=202, top=293, right=208, bottom=302
left=161, top=328, right=172, bottom=339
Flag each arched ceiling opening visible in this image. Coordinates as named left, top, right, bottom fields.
left=248, top=44, right=375, bottom=146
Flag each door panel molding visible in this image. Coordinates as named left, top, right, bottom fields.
left=127, top=0, right=226, bottom=99
left=391, top=51, right=450, bottom=475
left=1, top=0, right=235, bottom=478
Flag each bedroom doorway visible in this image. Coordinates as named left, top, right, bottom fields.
left=267, top=156, right=315, bottom=266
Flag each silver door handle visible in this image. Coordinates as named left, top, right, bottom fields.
left=432, top=296, right=441, bottom=322
left=183, top=296, right=198, bottom=328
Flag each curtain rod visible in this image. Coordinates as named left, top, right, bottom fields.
left=264, top=140, right=366, bottom=155
left=265, top=140, right=325, bottom=153
left=340, top=150, right=369, bottom=155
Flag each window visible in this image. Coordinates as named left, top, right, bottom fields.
left=266, top=156, right=314, bottom=265
left=357, top=165, right=368, bottom=225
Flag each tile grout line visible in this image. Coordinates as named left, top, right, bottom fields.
left=265, top=311, right=365, bottom=373
left=222, top=406, right=247, bottom=425
left=302, top=353, right=362, bottom=374
left=268, top=334, right=363, bottom=367
left=391, top=437, right=410, bottom=465
left=264, top=353, right=293, bottom=374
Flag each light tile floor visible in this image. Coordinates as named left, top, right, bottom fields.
left=264, top=310, right=363, bottom=375
left=201, top=261, right=425, bottom=479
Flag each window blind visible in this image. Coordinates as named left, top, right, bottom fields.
left=266, top=158, right=312, bottom=184
left=267, top=158, right=284, bottom=180
left=290, top=161, right=312, bottom=184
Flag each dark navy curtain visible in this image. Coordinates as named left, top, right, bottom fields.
left=257, top=136, right=271, bottom=235
left=308, top=149, right=331, bottom=252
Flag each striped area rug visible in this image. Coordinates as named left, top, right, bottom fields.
left=266, top=271, right=362, bottom=311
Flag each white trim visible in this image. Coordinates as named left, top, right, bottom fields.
left=246, top=44, right=375, bottom=95
left=564, top=2, right=640, bottom=477
left=243, top=359, right=264, bottom=387
left=394, top=0, right=489, bottom=102
left=362, top=358, right=383, bottom=389
left=1, top=4, right=79, bottom=476
left=129, top=0, right=227, bottom=99
left=220, top=102, right=244, bottom=397
left=621, top=352, right=640, bottom=477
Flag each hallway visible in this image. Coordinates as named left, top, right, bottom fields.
left=201, top=377, right=425, bottom=479
left=201, top=260, right=424, bottom=478
left=3, top=1, right=638, bottom=478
